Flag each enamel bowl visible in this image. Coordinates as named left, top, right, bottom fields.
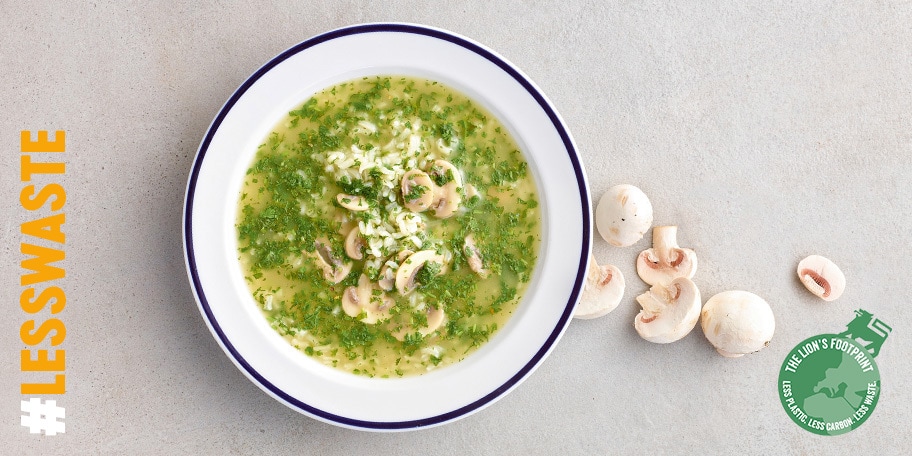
left=183, top=23, right=590, bottom=431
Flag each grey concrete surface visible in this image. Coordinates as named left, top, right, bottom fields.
left=1, top=1, right=910, bottom=454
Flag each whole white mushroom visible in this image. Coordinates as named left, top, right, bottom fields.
left=701, top=290, right=775, bottom=358
left=595, top=184, right=653, bottom=247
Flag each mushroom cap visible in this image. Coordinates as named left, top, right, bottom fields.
left=636, top=226, right=697, bottom=286
left=574, top=255, right=625, bottom=319
left=595, top=184, right=653, bottom=247
left=636, top=249, right=698, bottom=286
left=344, top=226, right=365, bottom=260
left=395, top=249, right=445, bottom=295
left=378, top=250, right=415, bottom=291
left=426, top=160, right=463, bottom=218
left=401, top=170, right=436, bottom=212
left=341, top=285, right=363, bottom=318
left=311, top=239, right=352, bottom=284
left=797, top=254, right=845, bottom=301
left=342, top=274, right=393, bottom=324
left=633, top=277, right=701, bottom=343
left=336, top=193, right=370, bottom=211
left=421, top=307, right=446, bottom=336
left=429, top=182, right=462, bottom=218
left=377, top=265, right=396, bottom=291
left=429, top=160, right=463, bottom=187
left=700, top=290, right=775, bottom=357
left=463, top=234, right=489, bottom=278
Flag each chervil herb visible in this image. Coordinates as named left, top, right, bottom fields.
left=430, top=165, right=455, bottom=186
left=415, top=261, right=442, bottom=288
left=436, top=122, right=456, bottom=143
left=339, top=325, right=377, bottom=350
left=403, top=184, right=429, bottom=202
left=337, top=176, right=378, bottom=199
left=289, top=97, right=323, bottom=121
left=517, top=197, right=538, bottom=209
left=401, top=332, right=423, bottom=355
left=491, top=159, right=528, bottom=186
left=317, top=125, right=340, bottom=149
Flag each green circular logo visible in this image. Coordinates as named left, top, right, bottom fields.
left=779, top=334, right=880, bottom=435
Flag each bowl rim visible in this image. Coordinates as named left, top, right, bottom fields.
left=183, top=22, right=591, bottom=431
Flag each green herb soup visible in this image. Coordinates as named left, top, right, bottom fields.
left=236, top=76, right=541, bottom=377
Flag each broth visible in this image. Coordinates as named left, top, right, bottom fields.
left=237, top=76, right=540, bottom=377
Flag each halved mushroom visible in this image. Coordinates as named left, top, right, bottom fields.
left=634, top=277, right=701, bottom=343
left=395, top=250, right=445, bottom=295
left=428, top=160, right=463, bottom=187
left=344, top=226, right=366, bottom=260
left=797, top=255, right=845, bottom=301
left=429, top=182, right=461, bottom=218
left=378, top=250, right=414, bottom=291
left=636, top=226, right=697, bottom=286
left=377, top=266, right=396, bottom=292
left=574, top=254, right=625, bottom=319
left=341, top=275, right=370, bottom=318
left=463, top=234, right=489, bottom=278
left=701, top=290, right=775, bottom=357
left=401, top=169, right=435, bottom=212
left=424, top=307, right=445, bottom=334
left=342, top=274, right=394, bottom=324
left=336, top=193, right=370, bottom=211
left=311, top=238, right=352, bottom=284
left=428, top=160, right=463, bottom=218
left=391, top=306, right=446, bottom=341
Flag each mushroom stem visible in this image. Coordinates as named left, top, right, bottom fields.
left=652, top=226, right=678, bottom=266
left=636, top=225, right=697, bottom=286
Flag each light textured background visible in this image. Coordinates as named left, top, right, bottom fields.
left=2, top=1, right=910, bottom=454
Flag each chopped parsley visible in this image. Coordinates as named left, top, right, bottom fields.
left=236, top=75, right=541, bottom=378
left=403, top=184, right=429, bottom=202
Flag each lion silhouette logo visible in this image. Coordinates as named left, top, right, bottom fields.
left=837, top=309, right=891, bottom=357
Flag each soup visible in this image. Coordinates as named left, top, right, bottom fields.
left=236, top=76, right=540, bottom=377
